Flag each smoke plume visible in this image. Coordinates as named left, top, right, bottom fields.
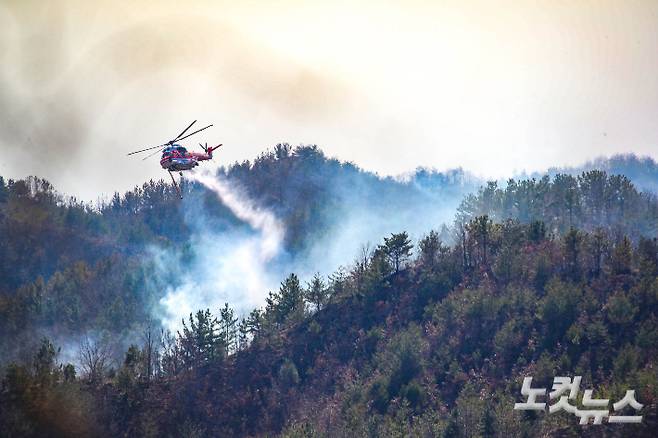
left=157, top=168, right=285, bottom=331
left=189, top=169, right=284, bottom=260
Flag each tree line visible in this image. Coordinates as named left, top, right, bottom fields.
left=2, top=217, right=656, bottom=436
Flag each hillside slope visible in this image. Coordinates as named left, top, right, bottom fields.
left=1, top=148, right=658, bottom=436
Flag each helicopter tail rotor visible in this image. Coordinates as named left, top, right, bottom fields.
left=207, top=144, right=221, bottom=157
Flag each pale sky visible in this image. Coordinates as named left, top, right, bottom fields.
left=1, top=0, right=657, bottom=200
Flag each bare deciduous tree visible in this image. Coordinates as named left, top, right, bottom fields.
left=78, top=335, right=110, bottom=384
left=141, top=320, right=160, bottom=383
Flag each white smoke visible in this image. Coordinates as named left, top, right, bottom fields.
left=158, top=168, right=285, bottom=331
left=153, top=165, right=465, bottom=333
left=189, top=169, right=284, bottom=260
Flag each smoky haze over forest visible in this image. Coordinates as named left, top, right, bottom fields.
left=149, top=150, right=658, bottom=331
left=2, top=145, right=658, bottom=359
left=2, top=2, right=658, bottom=436
left=2, top=0, right=658, bottom=201
left=1, top=144, right=658, bottom=436
left=144, top=146, right=481, bottom=331
left=0, top=144, right=482, bottom=364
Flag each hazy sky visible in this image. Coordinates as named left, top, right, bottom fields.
left=1, top=0, right=657, bottom=200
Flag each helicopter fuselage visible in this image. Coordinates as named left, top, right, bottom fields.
left=159, top=144, right=216, bottom=171
left=160, top=156, right=199, bottom=171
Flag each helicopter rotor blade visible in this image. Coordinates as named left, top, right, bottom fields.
left=127, top=142, right=169, bottom=156
left=172, top=120, right=197, bottom=143
left=175, top=124, right=213, bottom=142
left=127, top=121, right=211, bottom=156
left=142, top=147, right=165, bottom=161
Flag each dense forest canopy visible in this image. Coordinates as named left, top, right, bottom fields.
left=1, top=146, right=657, bottom=436
left=457, top=170, right=657, bottom=239
left=0, top=145, right=480, bottom=360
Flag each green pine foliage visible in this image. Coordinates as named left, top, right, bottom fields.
left=1, top=151, right=658, bottom=436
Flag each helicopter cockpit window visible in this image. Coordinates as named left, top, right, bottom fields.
left=176, top=146, right=187, bottom=154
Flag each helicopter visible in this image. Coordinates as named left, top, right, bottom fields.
left=127, top=120, right=222, bottom=199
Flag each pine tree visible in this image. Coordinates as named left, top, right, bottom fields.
left=305, top=273, right=328, bottom=311
left=219, top=303, right=239, bottom=355
left=379, top=232, right=413, bottom=274
left=564, top=228, right=581, bottom=280
left=179, top=309, right=223, bottom=368
left=268, top=274, right=305, bottom=324
left=418, top=230, right=441, bottom=271
left=33, top=338, right=59, bottom=386
left=469, top=216, right=492, bottom=267
left=610, top=236, right=633, bottom=276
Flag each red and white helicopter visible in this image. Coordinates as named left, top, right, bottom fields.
left=127, top=121, right=222, bottom=199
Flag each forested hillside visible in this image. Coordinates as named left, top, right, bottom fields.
left=1, top=145, right=479, bottom=362
left=457, top=170, right=657, bottom=238
left=543, top=154, right=658, bottom=194
left=1, top=147, right=657, bottom=436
